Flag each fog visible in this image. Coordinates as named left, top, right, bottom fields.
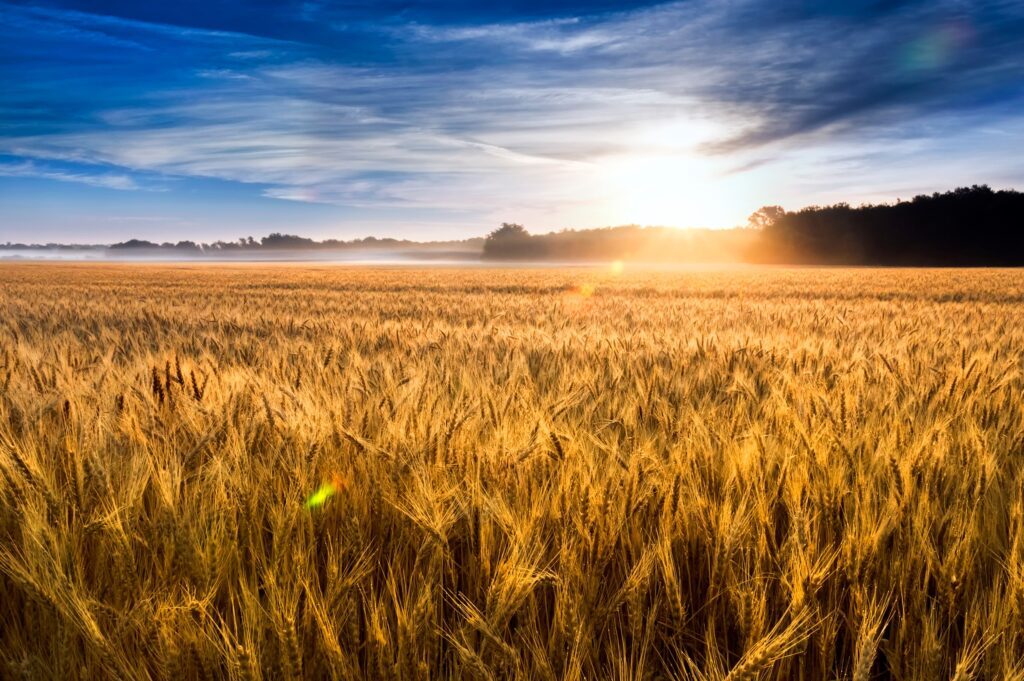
left=0, top=248, right=483, bottom=265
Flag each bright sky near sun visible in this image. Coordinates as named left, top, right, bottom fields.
left=1, top=1, right=1023, bottom=243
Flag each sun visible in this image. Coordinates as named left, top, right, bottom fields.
left=600, top=153, right=745, bottom=228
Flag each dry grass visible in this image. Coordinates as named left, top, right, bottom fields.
left=1, top=263, right=1023, bottom=680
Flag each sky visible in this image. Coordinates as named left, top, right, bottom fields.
left=1, top=0, right=1023, bottom=244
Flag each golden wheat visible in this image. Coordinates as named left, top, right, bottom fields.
left=1, top=263, right=1023, bottom=679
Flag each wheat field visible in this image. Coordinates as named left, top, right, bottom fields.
left=1, top=263, right=1023, bottom=680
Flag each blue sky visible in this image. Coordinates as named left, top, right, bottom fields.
left=1, top=0, right=1023, bottom=243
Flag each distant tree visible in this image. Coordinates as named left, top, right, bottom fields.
left=747, top=206, right=786, bottom=230
left=481, top=223, right=756, bottom=262
left=488, top=223, right=529, bottom=240
left=109, top=239, right=159, bottom=249
left=261, top=233, right=315, bottom=249
left=755, top=186, right=1024, bottom=265
left=483, top=223, right=535, bottom=259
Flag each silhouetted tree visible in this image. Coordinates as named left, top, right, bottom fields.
left=109, top=239, right=160, bottom=250
left=483, top=223, right=538, bottom=259
left=756, top=186, right=1024, bottom=265
left=488, top=223, right=529, bottom=240
left=747, top=206, right=786, bottom=229
left=261, top=233, right=315, bottom=249
left=482, top=223, right=756, bottom=262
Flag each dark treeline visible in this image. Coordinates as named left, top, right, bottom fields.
left=7, top=186, right=1023, bottom=264
left=3, top=233, right=482, bottom=256
left=481, top=186, right=1024, bottom=265
left=105, top=233, right=483, bottom=255
left=481, top=223, right=756, bottom=262
left=0, top=243, right=106, bottom=252
left=755, top=185, right=1024, bottom=265
left=1, top=233, right=484, bottom=262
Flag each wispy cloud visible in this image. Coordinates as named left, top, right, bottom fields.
left=399, top=18, right=623, bottom=55
left=1, top=0, right=1023, bottom=239
left=0, top=160, right=144, bottom=190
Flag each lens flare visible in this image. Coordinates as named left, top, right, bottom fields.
left=900, top=21, right=973, bottom=74
left=610, top=260, right=624, bottom=275
left=304, top=473, right=347, bottom=509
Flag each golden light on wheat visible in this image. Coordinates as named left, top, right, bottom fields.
left=1, top=263, right=1023, bottom=679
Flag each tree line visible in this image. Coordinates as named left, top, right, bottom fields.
left=105, top=233, right=483, bottom=254
left=481, top=223, right=757, bottom=262
left=482, top=186, right=1024, bottom=265
left=754, top=185, right=1024, bottom=265
left=3, top=233, right=483, bottom=255
left=7, top=185, right=1022, bottom=265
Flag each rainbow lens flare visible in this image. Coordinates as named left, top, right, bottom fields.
left=304, top=474, right=347, bottom=509
left=900, top=21, right=973, bottom=74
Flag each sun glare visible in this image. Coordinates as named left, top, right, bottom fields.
left=601, top=154, right=744, bottom=228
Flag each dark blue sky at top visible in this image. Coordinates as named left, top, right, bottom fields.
left=1, top=0, right=1023, bottom=242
